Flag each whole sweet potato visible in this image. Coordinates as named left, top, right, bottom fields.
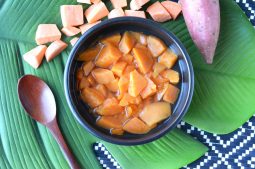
left=180, top=0, right=220, bottom=64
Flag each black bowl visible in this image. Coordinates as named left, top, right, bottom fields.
left=64, top=17, right=194, bottom=145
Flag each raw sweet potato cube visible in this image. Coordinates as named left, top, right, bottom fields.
left=70, top=37, right=79, bottom=46
left=132, top=45, right=153, bottom=74
left=97, top=98, right=123, bottom=116
left=140, top=77, right=157, bottom=99
left=77, top=44, right=102, bottom=61
left=123, top=117, right=151, bottom=134
left=45, top=40, right=68, bottom=62
left=111, top=61, right=127, bottom=77
left=81, top=87, right=105, bottom=107
left=105, top=78, right=119, bottom=92
left=61, top=5, right=84, bottom=27
left=96, top=116, right=123, bottom=129
left=147, top=1, right=172, bottom=22
left=87, top=74, right=96, bottom=86
left=79, top=77, right=90, bottom=89
left=23, top=45, right=47, bottom=69
left=128, top=70, right=148, bottom=97
left=161, top=1, right=182, bottom=20
left=85, top=1, right=109, bottom=23
left=92, top=68, right=115, bottom=84
left=118, top=74, right=129, bottom=99
left=125, top=10, right=146, bottom=18
left=119, top=31, right=136, bottom=54
left=158, top=49, right=178, bottom=68
left=161, top=69, right=180, bottom=84
left=61, top=26, right=80, bottom=36
left=163, top=83, right=180, bottom=104
left=152, top=62, right=166, bottom=78
left=123, top=65, right=135, bottom=76
left=77, top=0, right=91, bottom=4
left=80, top=21, right=101, bottom=34
left=119, top=54, right=133, bottom=64
left=95, top=43, right=122, bottom=68
left=101, top=33, right=121, bottom=46
left=110, top=128, right=124, bottom=135
left=95, top=84, right=108, bottom=97
left=35, top=24, right=61, bottom=45
left=147, top=35, right=167, bottom=57
left=110, top=0, right=127, bottom=8
left=83, top=61, right=95, bottom=76
left=130, top=0, right=141, bottom=10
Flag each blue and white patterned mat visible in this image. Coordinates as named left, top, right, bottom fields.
left=93, top=1, right=255, bottom=168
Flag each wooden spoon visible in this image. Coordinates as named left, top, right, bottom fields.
left=18, top=75, right=80, bottom=169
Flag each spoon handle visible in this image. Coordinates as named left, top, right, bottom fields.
left=47, top=118, right=80, bottom=169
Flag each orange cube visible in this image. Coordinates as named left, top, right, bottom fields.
left=85, top=1, right=109, bottom=23
left=95, top=84, right=108, bottom=97
left=163, top=84, right=180, bottom=104
left=110, top=0, right=127, bottom=8
left=140, top=77, right=157, bottom=99
left=45, top=40, right=68, bottom=62
left=147, top=35, right=167, bottom=57
left=125, top=10, right=146, bottom=18
left=61, top=26, right=81, bottom=36
left=82, top=61, right=95, bottom=76
left=147, top=1, right=172, bottom=22
left=111, top=61, right=127, bottom=77
left=155, top=83, right=169, bottom=101
left=96, top=115, right=123, bottom=129
left=97, top=98, right=123, bottom=116
left=92, top=68, right=115, bottom=84
left=128, top=70, right=148, bottom=97
left=118, top=74, right=130, bottom=99
left=161, top=69, right=180, bottom=84
left=79, top=77, right=90, bottom=89
left=161, top=1, right=182, bottom=20
left=158, top=49, right=178, bottom=68
left=151, top=75, right=168, bottom=85
left=123, top=65, right=135, bottom=76
left=152, top=62, right=166, bottom=78
left=61, top=5, right=84, bottom=27
left=80, top=21, right=101, bottom=34
left=119, top=31, right=136, bottom=54
left=101, top=33, right=121, bottom=46
left=23, top=45, right=47, bottom=69
left=35, top=24, right=61, bottom=45
left=81, top=87, right=105, bottom=107
left=87, top=74, right=96, bottom=86
left=131, top=32, right=147, bottom=45
left=105, top=78, right=119, bottom=92
left=120, top=54, right=133, bottom=64
left=123, top=117, right=151, bottom=134
left=77, top=44, right=102, bottom=61
left=120, top=93, right=142, bottom=106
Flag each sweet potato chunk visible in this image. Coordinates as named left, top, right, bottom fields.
left=118, top=74, right=129, bottom=99
left=163, top=84, right=180, bottom=104
left=77, top=44, right=102, bottom=61
left=95, top=84, right=108, bottom=97
left=152, top=62, right=166, bottom=78
left=130, top=0, right=150, bottom=10
left=119, top=32, right=136, bottom=54
left=161, top=1, right=182, bottom=20
left=125, top=10, right=146, bottom=18
left=119, top=93, right=142, bottom=106
left=23, top=45, right=47, bottom=69
left=125, top=105, right=139, bottom=118
left=140, top=77, right=157, bottom=99
left=120, top=54, right=133, bottom=64
left=123, top=117, right=151, bottom=134
left=128, top=70, right=148, bottom=97
left=139, top=102, right=171, bottom=126
left=161, top=69, right=180, bottom=84
left=79, top=77, right=90, bottom=89
left=108, top=8, right=125, bottom=19
left=132, top=45, right=153, bottom=74
left=61, top=5, right=84, bottom=27
left=105, top=78, right=119, bottom=92
left=131, top=32, right=147, bottom=45
left=70, top=37, right=79, bottom=46
left=87, top=74, right=96, bottom=86
left=61, top=26, right=81, bottom=36
left=81, top=87, right=105, bottom=107
left=110, top=0, right=127, bottom=8
left=123, top=65, right=135, bottom=76
left=35, top=24, right=61, bottom=45
left=147, top=1, right=172, bottom=22
left=85, top=1, right=109, bottom=23
left=147, top=35, right=167, bottom=57
left=96, top=116, right=123, bottom=129
left=101, top=33, right=121, bottom=46
left=92, top=68, right=115, bottom=84
left=151, top=74, right=168, bottom=85
left=111, top=61, right=127, bottom=77
left=155, top=83, right=169, bottom=101
left=83, top=61, right=95, bottom=76
left=80, top=21, right=101, bottom=34
left=97, top=98, right=123, bottom=116
left=45, top=40, right=68, bottom=62
left=110, top=128, right=124, bottom=135
left=95, top=43, right=122, bottom=68
left=158, top=49, right=178, bottom=68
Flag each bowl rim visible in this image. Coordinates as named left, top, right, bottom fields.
left=64, top=17, right=194, bottom=145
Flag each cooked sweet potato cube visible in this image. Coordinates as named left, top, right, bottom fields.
left=123, top=117, right=151, bottom=134
left=155, top=83, right=169, bottom=101
left=45, top=40, right=68, bottom=62
left=147, top=1, right=172, bottom=22
left=123, top=65, right=135, bottom=76
left=101, top=33, right=121, bottom=46
left=83, top=61, right=95, bottom=76
left=87, top=74, right=96, bottom=86
left=152, top=62, right=166, bottom=78
left=161, top=69, right=180, bottom=84
left=140, top=77, right=157, bottom=99
left=151, top=74, right=168, bottom=85
left=105, top=78, right=119, bottom=92
left=61, top=5, right=84, bottom=27
left=79, top=77, right=90, bottom=89
left=125, top=105, right=139, bottom=118
left=85, top=1, right=109, bottom=23
left=23, top=45, right=47, bottom=69
left=81, top=87, right=105, bottom=107
left=119, top=32, right=136, bottom=54
left=110, top=0, right=127, bottom=8
left=70, top=37, right=79, bottom=46
left=120, top=54, right=133, bottom=65
left=77, top=44, right=102, bottom=61
left=158, top=49, right=178, bottom=68
left=111, top=61, right=127, bottom=77
left=128, top=70, right=148, bottom=97
left=92, top=68, right=115, bottom=84
left=95, top=43, right=122, bottom=68
left=96, top=116, right=123, bottom=129
left=97, top=98, right=123, bottom=116
left=95, top=84, right=108, bottom=97
left=139, top=102, right=171, bottom=126
left=76, top=68, right=84, bottom=81
left=80, top=21, right=101, bottom=34
left=125, top=10, right=146, bottom=18
left=132, top=45, right=153, bottom=74
left=118, top=74, right=129, bottom=99
left=161, top=1, right=182, bottom=20
left=61, top=26, right=81, bottom=36
left=147, top=35, right=167, bottom=57
left=163, top=84, right=180, bottom=104
left=108, top=8, right=125, bottom=19
left=35, top=24, right=61, bottom=45
left=131, top=32, right=147, bottom=45
left=119, top=93, right=142, bottom=106
left=110, top=128, right=124, bottom=135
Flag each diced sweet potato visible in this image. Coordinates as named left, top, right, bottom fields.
left=120, top=54, right=133, bottom=64
left=80, top=21, right=101, bottom=34
left=140, top=77, right=157, bottom=99
left=61, top=26, right=81, bottom=36
left=155, top=83, right=169, bottom=101
left=77, top=44, right=102, bottom=61
left=101, top=33, right=121, bottom=46
left=61, top=5, right=84, bottom=27
left=85, top=1, right=109, bottom=23
left=95, top=43, right=122, bottom=68
left=132, top=45, right=153, bottom=74
left=123, top=117, right=151, bottom=134
left=119, top=32, right=136, bottom=54
left=76, top=68, right=84, bottom=81
left=95, top=84, right=108, bottom=97
left=143, top=96, right=154, bottom=106
left=161, top=1, right=182, bottom=20
left=110, top=0, right=127, bottom=8
left=111, top=61, right=127, bottom=77
left=128, top=70, right=148, bottom=97
left=147, top=2, right=172, bottom=22
left=125, top=10, right=146, bottom=18
left=125, top=105, right=139, bottom=118
left=23, top=45, right=47, bottom=69
left=163, top=83, right=180, bottom=104
left=91, top=0, right=101, bottom=3
left=139, top=102, right=171, bottom=126
left=92, top=68, right=115, bottom=84
left=147, top=35, right=167, bottom=57
left=123, top=65, right=135, bottom=76
left=161, top=69, right=180, bottom=84
left=45, top=40, right=68, bottom=62
left=131, top=32, right=147, bottom=45
left=110, top=128, right=124, bottom=135
left=130, top=0, right=149, bottom=10
left=35, top=24, right=61, bottom=45
left=77, top=0, right=91, bottom=4
left=120, top=93, right=142, bottom=106
left=87, top=74, right=96, bottom=86
left=81, top=87, right=105, bottom=107
left=83, top=61, right=95, bottom=76
left=70, top=37, right=79, bottom=46
left=118, top=74, right=129, bottom=99
left=158, top=49, right=178, bottom=68
left=79, top=77, right=90, bottom=89
left=105, top=78, right=119, bottom=92
left=151, top=74, right=168, bottom=85
left=97, top=98, right=123, bottom=116
left=96, top=116, right=123, bottom=129
left=152, top=62, right=166, bottom=78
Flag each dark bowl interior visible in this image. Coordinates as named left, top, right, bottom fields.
left=64, top=17, right=194, bottom=145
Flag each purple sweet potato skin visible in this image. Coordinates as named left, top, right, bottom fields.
left=180, top=0, right=220, bottom=64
